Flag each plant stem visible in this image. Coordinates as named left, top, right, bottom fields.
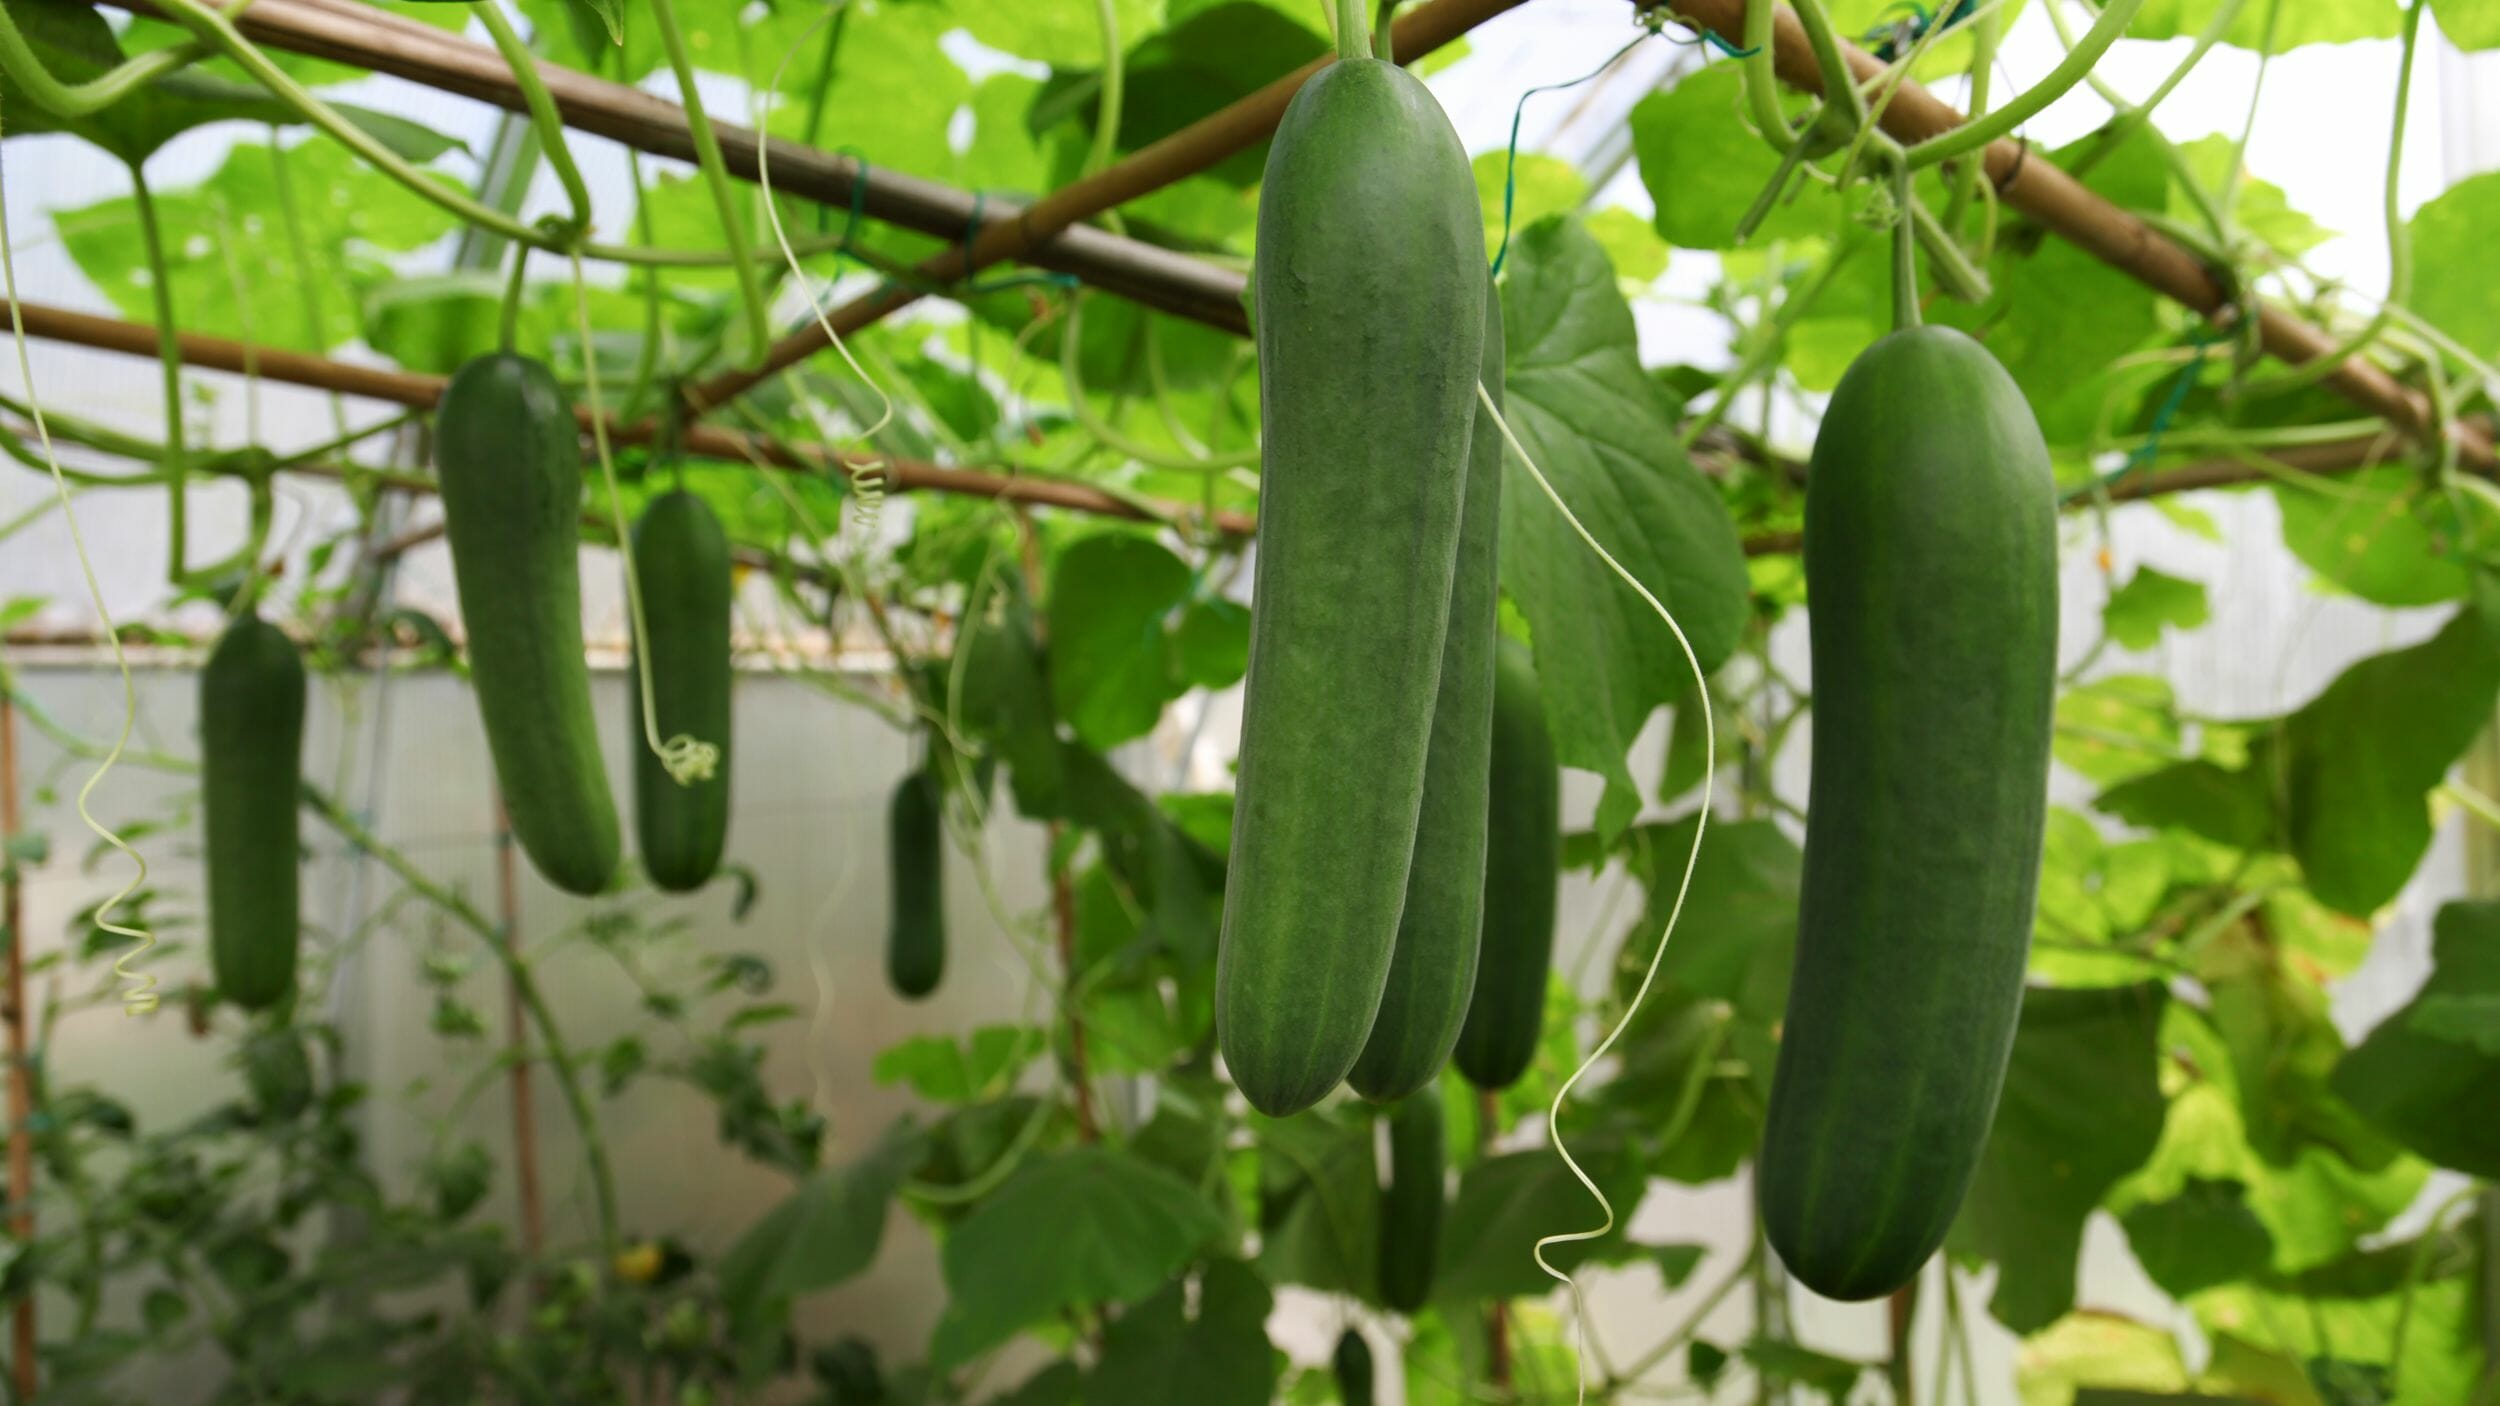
left=645, top=0, right=773, bottom=360
left=125, top=161, right=188, bottom=584
left=1892, top=156, right=1922, bottom=330
left=1906, top=0, right=2149, bottom=171
left=1334, top=0, right=1369, bottom=61
left=1940, top=3, right=2003, bottom=235
left=472, top=0, right=591, bottom=232
left=0, top=0, right=212, bottom=116
left=1741, top=0, right=1793, bottom=142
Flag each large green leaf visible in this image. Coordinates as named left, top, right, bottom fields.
left=2272, top=467, right=2475, bottom=607
left=1432, top=1142, right=1646, bottom=1300
left=2433, top=0, right=2500, bottom=47
left=717, top=1119, right=925, bottom=1347
left=1496, top=217, right=1749, bottom=837
left=930, top=1147, right=1226, bottom=1366
left=2103, top=567, right=2211, bottom=650
left=2127, top=0, right=2402, bottom=50
left=2277, top=607, right=2500, bottom=913
left=1084, top=1259, right=1276, bottom=1406
left=1950, top=984, right=2168, bottom=1333
left=1628, top=64, right=1829, bottom=251
left=2331, top=899, right=2500, bottom=1176
left=2408, top=167, right=2500, bottom=362
left=2118, top=1179, right=2275, bottom=1299
left=1047, top=532, right=1195, bottom=750
left=1254, top=1109, right=1378, bottom=1300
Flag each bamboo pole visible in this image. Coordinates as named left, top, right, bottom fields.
left=5, top=297, right=1254, bottom=535
left=679, top=0, right=1533, bottom=413
left=1661, top=0, right=2496, bottom=470
left=105, top=0, right=1250, bottom=336
left=1, top=694, right=32, bottom=1400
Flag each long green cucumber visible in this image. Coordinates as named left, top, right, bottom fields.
left=1349, top=276, right=1505, bottom=1103
left=887, top=766, right=945, bottom=999
left=1758, top=326, right=2057, bottom=1302
left=1377, top=1090, right=1445, bottom=1313
left=436, top=352, right=620, bottom=896
left=628, top=489, right=733, bottom=893
left=200, top=613, right=305, bottom=1012
left=1331, top=1329, right=1374, bottom=1406
left=1216, top=55, right=1488, bottom=1117
left=1453, top=637, right=1560, bottom=1091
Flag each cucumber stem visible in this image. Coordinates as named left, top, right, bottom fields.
left=1335, top=0, right=1370, bottom=61
left=1891, top=158, right=1922, bottom=331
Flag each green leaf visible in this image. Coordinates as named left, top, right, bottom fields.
left=2408, top=167, right=2500, bottom=364
left=362, top=273, right=519, bottom=377
left=1085, top=1259, right=1276, bottom=1406
left=2331, top=899, right=2500, bottom=1176
left=2273, top=467, right=2474, bottom=607
left=2103, top=567, right=2210, bottom=650
left=1584, top=207, right=1671, bottom=285
left=2171, top=135, right=2334, bottom=257
left=872, top=1026, right=1038, bottom=1103
left=1433, top=1142, right=1645, bottom=1300
left=1476, top=151, right=1587, bottom=263
left=1254, top=1110, right=1379, bottom=1299
left=1048, top=533, right=1194, bottom=750
left=1740, top=1339, right=1869, bottom=1404
left=2127, top=0, right=2402, bottom=51
left=960, top=573, right=1066, bottom=818
left=931, top=1147, right=1225, bottom=1366
left=2278, top=607, right=2500, bottom=913
left=1610, top=817, right=1800, bottom=1020
left=1950, top=984, right=2169, bottom=1333
left=1172, top=597, right=1251, bottom=690
left=1496, top=217, right=1750, bottom=837
left=990, top=1361, right=1083, bottom=1406
left=2433, top=0, right=2500, bottom=46
left=2119, top=1179, right=2276, bottom=1298
left=2014, top=1312, right=2192, bottom=1406
left=1629, top=64, right=1830, bottom=250
left=718, top=1120, right=925, bottom=1344
left=2056, top=674, right=2186, bottom=786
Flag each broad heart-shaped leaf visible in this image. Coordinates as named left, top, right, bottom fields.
left=2102, top=567, right=2210, bottom=650
left=1084, top=1259, right=1276, bottom=1406
left=2434, top=0, right=2500, bottom=47
left=1628, top=64, right=1831, bottom=251
left=930, top=1147, right=1225, bottom=1367
left=1496, top=217, right=1749, bottom=838
left=2117, top=1178, right=2276, bottom=1299
left=1432, top=1141, right=1646, bottom=1300
left=2128, top=0, right=2401, bottom=51
left=717, top=1118, right=925, bottom=1349
left=1253, top=1109, right=1378, bottom=1300
left=2331, top=900, right=2500, bottom=1177
left=1609, top=817, right=1800, bottom=1026
left=2272, top=466, right=2475, bottom=607
left=2278, top=606, right=2500, bottom=914
left=1949, top=984, right=2168, bottom=1334
left=871, top=1026, right=1038, bottom=1103
left=1047, top=532, right=1193, bottom=751
left=2409, top=168, right=2500, bottom=367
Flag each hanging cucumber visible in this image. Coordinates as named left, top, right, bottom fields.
left=1378, top=1089, right=1446, bottom=1313
left=200, top=613, right=306, bottom=1012
left=1453, top=637, right=1560, bottom=1092
left=1331, top=1329, right=1374, bottom=1406
left=629, top=490, right=733, bottom=893
left=1758, top=325, right=2057, bottom=1302
left=1349, top=275, right=1505, bottom=1104
left=887, top=765, right=946, bottom=1000
left=1216, top=48, right=1489, bottom=1117
left=435, top=352, right=620, bottom=896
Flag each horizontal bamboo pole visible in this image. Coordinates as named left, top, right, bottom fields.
left=104, top=0, right=1250, bottom=335
left=7, top=298, right=1254, bottom=535
left=681, top=0, right=1533, bottom=413
left=1662, top=0, right=2495, bottom=470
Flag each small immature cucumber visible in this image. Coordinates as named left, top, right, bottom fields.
left=1378, top=1089, right=1446, bottom=1313
left=629, top=490, right=733, bottom=893
left=887, top=766, right=946, bottom=1000
left=1350, top=275, right=1506, bottom=1103
left=1331, top=1329, right=1374, bottom=1406
left=1453, top=637, right=1560, bottom=1092
left=435, top=352, right=620, bottom=896
left=200, top=613, right=306, bottom=1011
left=1216, top=54, right=1488, bottom=1117
left=1758, top=326, right=2057, bottom=1302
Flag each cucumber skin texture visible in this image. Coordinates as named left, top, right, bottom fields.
left=1350, top=277, right=1505, bottom=1103
left=1216, top=56, right=1488, bottom=1118
left=436, top=353, right=620, bottom=896
left=1331, top=1329, right=1374, bottom=1406
left=1759, top=326, right=2057, bottom=1302
left=1378, top=1090, right=1446, bottom=1313
left=887, top=769, right=945, bottom=1000
left=201, top=615, right=306, bottom=1012
left=629, top=490, right=733, bottom=893
left=1453, top=637, right=1560, bottom=1091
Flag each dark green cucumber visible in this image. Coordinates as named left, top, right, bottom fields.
left=1331, top=1329, right=1374, bottom=1406
left=200, top=613, right=306, bottom=1011
left=1759, top=326, right=2057, bottom=1302
left=628, top=490, right=733, bottom=893
left=1216, top=55, right=1488, bottom=1117
left=887, top=766, right=945, bottom=999
left=436, top=352, right=620, bottom=896
left=1453, top=637, right=1560, bottom=1091
left=1349, top=275, right=1505, bottom=1103
left=1377, top=1090, right=1445, bottom=1313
